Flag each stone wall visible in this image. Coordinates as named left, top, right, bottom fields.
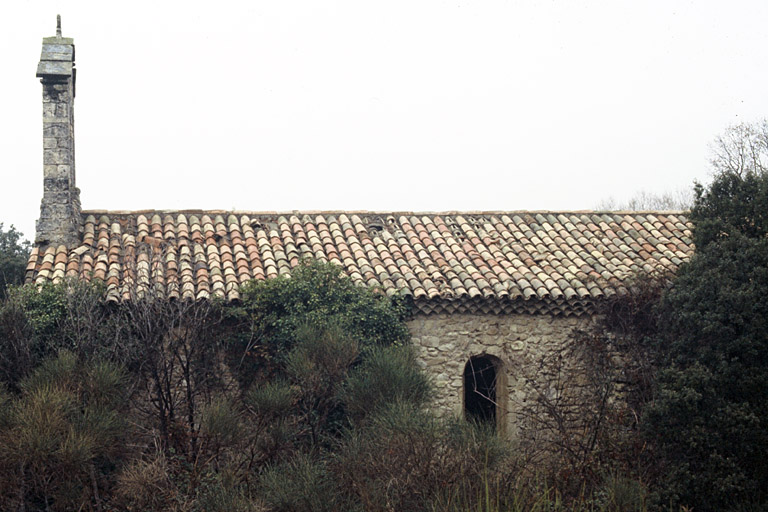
left=408, top=312, right=590, bottom=436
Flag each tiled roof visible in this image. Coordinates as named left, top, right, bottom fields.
left=25, top=210, right=693, bottom=316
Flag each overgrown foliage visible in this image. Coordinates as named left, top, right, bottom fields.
left=641, top=163, right=768, bottom=510
left=585, top=122, right=768, bottom=511
left=0, top=351, right=128, bottom=511
left=116, top=294, right=228, bottom=457
left=0, top=279, right=114, bottom=390
left=231, top=259, right=411, bottom=384
left=514, top=270, right=669, bottom=506
left=335, top=403, right=507, bottom=512
left=3, top=257, right=660, bottom=511
left=0, top=260, right=477, bottom=510
left=340, top=345, right=431, bottom=424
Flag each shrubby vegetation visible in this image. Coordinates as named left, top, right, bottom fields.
left=0, top=260, right=516, bottom=511
left=641, top=161, right=768, bottom=511
left=0, top=256, right=662, bottom=511
left=0, top=352, right=128, bottom=510
left=589, top=123, right=768, bottom=511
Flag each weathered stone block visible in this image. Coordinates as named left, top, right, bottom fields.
left=37, top=60, right=73, bottom=76
left=44, top=177, right=71, bottom=191
left=41, top=200, right=70, bottom=215
left=421, top=335, right=440, bottom=348
left=42, top=83, right=70, bottom=101
left=57, top=165, right=73, bottom=178
left=42, top=190, right=73, bottom=203
left=41, top=43, right=74, bottom=59
left=43, top=124, right=69, bottom=137
left=43, top=148, right=71, bottom=165
left=55, top=103, right=69, bottom=118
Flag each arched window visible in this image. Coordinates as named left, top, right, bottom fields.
left=463, top=355, right=506, bottom=432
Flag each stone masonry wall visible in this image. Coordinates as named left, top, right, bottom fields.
left=408, top=313, right=590, bottom=436
left=36, top=26, right=81, bottom=247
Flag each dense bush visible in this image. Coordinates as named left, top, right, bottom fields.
left=0, top=351, right=128, bottom=511
left=334, top=402, right=507, bottom=512
left=0, top=258, right=661, bottom=511
left=259, top=453, right=339, bottom=512
left=231, top=259, right=411, bottom=385
left=340, top=344, right=431, bottom=424
left=0, top=279, right=118, bottom=390
left=642, top=168, right=768, bottom=510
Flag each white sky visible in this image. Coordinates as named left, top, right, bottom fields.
left=2, top=1, right=767, bottom=241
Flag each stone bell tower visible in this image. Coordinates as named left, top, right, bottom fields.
left=35, top=15, right=81, bottom=246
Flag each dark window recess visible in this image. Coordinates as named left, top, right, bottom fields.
left=464, top=355, right=497, bottom=426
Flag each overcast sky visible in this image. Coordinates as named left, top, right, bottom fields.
left=2, top=1, right=767, bottom=240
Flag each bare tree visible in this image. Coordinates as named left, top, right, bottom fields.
left=118, top=296, right=226, bottom=458
left=596, top=188, right=693, bottom=211
left=709, top=119, right=768, bottom=177
left=515, top=271, right=672, bottom=491
left=597, top=120, right=768, bottom=212
left=109, top=244, right=230, bottom=461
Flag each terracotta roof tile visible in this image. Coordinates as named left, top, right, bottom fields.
left=26, top=210, right=694, bottom=315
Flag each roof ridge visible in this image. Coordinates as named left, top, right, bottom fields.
left=81, top=208, right=690, bottom=216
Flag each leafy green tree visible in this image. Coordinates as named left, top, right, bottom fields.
left=0, top=224, right=30, bottom=299
left=0, top=279, right=114, bottom=389
left=231, top=259, right=411, bottom=385
left=643, top=162, right=768, bottom=510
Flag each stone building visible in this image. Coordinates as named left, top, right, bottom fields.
left=25, top=21, right=694, bottom=434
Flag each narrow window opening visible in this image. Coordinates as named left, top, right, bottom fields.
left=464, top=355, right=498, bottom=427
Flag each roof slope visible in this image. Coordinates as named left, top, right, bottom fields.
left=25, top=210, right=693, bottom=316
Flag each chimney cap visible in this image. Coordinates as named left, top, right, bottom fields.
left=41, top=14, right=74, bottom=44
left=37, top=15, right=74, bottom=78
